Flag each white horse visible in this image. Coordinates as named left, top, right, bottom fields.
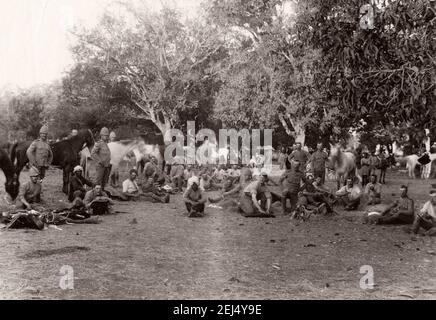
left=393, top=141, right=436, bottom=179
left=329, top=143, right=361, bottom=189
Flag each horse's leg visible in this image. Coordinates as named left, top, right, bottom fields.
left=63, top=165, right=71, bottom=194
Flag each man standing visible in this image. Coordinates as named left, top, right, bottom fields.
left=288, top=142, right=309, bottom=172
left=311, top=142, right=328, bottom=184
left=279, top=160, right=305, bottom=215
left=91, top=127, right=112, bottom=190
left=26, top=125, right=53, bottom=180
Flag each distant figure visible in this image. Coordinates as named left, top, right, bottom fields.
left=71, top=129, right=78, bottom=137
left=311, top=142, right=329, bottom=184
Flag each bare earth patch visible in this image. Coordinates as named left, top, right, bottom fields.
left=0, top=168, right=435, bottom=300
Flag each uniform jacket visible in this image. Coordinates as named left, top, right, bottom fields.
left=27, top=139, right=53, bottom=167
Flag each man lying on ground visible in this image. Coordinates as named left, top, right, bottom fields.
left=183, top=176, right=207, bottom=217
left=374, top=185, right=414, bottom=225
left=335, top=178, right=363, bottom=211
left=15, top=167, right=43, bottom=210
left=84, top=184, right=115, bottom=215
left=68, top=165, right=94, bottom=202
left=364, top=174, right=382, bottom=205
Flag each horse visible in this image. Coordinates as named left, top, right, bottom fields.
left=10, top=129, right=95, bottom=194
left=329, top=143, right=361, bottom=189
left=392, top=141, right=436, bottom=179
left=0, top=148, right=19, bottom=202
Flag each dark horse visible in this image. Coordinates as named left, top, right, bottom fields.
left=0, top=148, right=19, bottom=201
left=10, top=129, right=95, bottom=194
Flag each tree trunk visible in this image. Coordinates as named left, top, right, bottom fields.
left=279, top=114, right=306, bottom=146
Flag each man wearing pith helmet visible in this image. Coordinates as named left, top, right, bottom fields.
left=91, top=127, right=112, bottom=189
left=26, top=125, right=53, bottom=180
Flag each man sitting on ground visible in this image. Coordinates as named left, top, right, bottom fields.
left=122, top=169, right=141, bottom=199
left=364, top=174, right=382, bottom=205
left=143, top=157, right=165, bottom=185
left=15, top=167, right=42, bottom=210
left=170, top=159, right=185, bottom=192
left=374, top=185, right=414, bottom=225
left=84, top=184, right=115, bottom=215
left=141, top=177, right=170, bottom=203
left=69, top=165, right=94, bottom=201
left=297, top=174, right=333, bottom=216
left=335, top=178, right=362, bottom=211
left=409, top=190, right=436, bottom=236
left=239, top=173, right=273, bottom=216
left=183, top=176, right=207, bottom=217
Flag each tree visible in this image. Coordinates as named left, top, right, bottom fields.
left=67, top=3, right=226, bottom=142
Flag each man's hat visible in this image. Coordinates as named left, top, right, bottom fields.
left=100, top=127, right=109, bottom=136
left=109, top=131, right=116, bottom=139
left=73, top=165, right=83, bottom=173
left=188, top=176, right=199, bottom=186
left=39, top=125, right=49, bottom=134
left=29, top=167, right=40, bottom=177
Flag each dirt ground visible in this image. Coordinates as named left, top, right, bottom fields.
left=0, top=166, right=435, bottom=300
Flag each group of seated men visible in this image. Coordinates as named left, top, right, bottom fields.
left=13, top=155, right=436, bottom=236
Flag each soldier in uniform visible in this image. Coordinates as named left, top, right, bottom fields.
left=26, top=125, right=53, bottom=180
left=91, top=127, right=112, bottom=189
left=279, top=160, right=305, bottom=215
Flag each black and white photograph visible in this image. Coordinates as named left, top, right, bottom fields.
left=0, top=0, right=435, bottom=305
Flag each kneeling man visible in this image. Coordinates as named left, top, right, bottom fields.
left=183, top=176, right=207, bottom=217
left=239, top=173, right=272, bottom=216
